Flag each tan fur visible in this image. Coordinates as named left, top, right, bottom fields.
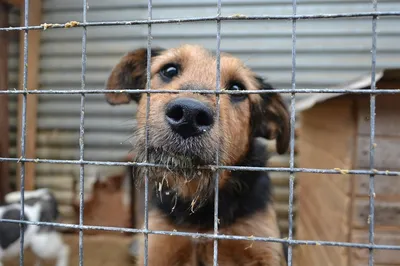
left=105, top=44, right=289, bottom=265
left=72, top=173, right=131, bottom=234
left=136, top=206, right=285, bottom=266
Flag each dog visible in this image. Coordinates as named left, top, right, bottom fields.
left=0, top=188, right=69, bottom=266
left=71, top=169, right=132, bottom=233
left=105, top=44, right=290, bottom=265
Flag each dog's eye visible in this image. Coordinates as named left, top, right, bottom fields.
left=227, top=82, right=247, bottom=102
left=160, top=64, right=179, bottom=82
left=228, top=82, right=245, bottom=92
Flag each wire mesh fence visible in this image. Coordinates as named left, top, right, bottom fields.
left=1, top=0, right=400, bottom=266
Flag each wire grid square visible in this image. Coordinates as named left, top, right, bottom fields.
left=0, top=0, right=400, bottom=266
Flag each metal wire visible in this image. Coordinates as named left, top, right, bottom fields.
left=1, top=11, right=400, bottom=31
left=78, top=0, right=88, bottom=265
left=368, top=1, right=378, bottom=265
left=2, top=0, right=400, bottom=266
left=287, top=0, right=297, bottom=265
left=1, top=217, right=400, bottom=251
left=18, top=0, right=29, bottom=265
left=213, top=0, right=222, bottom=264
left=1, top=88, right=399, bottom=95
left=1, top=156, right=400, bottom=176
left=143, top=0, right=153, bottom=265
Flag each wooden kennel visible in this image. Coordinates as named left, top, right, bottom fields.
left=295, top=69, right=400, bottom=266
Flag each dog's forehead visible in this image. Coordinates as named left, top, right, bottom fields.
left=151, top=45, right=257, bottom=90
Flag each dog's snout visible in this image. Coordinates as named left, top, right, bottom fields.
left=165, top=98, right=214, bottom=139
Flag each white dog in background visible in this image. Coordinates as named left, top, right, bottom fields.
left=0, top=188, right=69, bottom=266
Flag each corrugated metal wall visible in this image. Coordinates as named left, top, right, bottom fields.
left=8, top=7, right=20, bottom=189
left=7, top=0, right=400, bottom=231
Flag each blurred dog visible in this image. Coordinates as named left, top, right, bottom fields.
left=0, top=188, right=69, bottom=266
left=105, top=44, right=289, bottom=265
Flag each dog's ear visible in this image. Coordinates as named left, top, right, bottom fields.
left=251, top=77, right=290, bottom=154
left=105, top=48, right=164, bottom=105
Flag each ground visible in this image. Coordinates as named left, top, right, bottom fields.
left=3, top=233, right=134, bottom=266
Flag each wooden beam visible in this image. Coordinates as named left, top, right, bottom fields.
left=16, top=0, right=41, bottom=190
left=0, top=0, right=22, bottom=8
left=0, top=3, right=11, bottom=203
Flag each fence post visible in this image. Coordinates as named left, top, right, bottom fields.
left=0, top=2, right=11, bottom=203
left=16, top=0, right=41, bottom=190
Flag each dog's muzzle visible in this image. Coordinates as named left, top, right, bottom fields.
left=165, top=97, right=214, bottom=139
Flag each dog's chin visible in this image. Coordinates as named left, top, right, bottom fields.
left=144, top=146, right=213, bottom=178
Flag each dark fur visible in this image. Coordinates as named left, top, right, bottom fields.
left=105, top=45, right=290, bottom=265
left=106, top=48, right=164, bottom=104
left=154, top=138, right=271, bottom=229
left=0, top=209, right=27, bottom=249
left=9, top=193, right=59, bottom=233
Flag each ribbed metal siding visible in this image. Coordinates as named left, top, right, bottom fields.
left=8, top=0, right=400, bottom=228
left=7, top=8, right=20, bottom=188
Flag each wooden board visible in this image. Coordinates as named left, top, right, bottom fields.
left=354, top=174, right=400, bottom=199
left=353, top=199, right=400, bottom=229
left=296, top=97, right=357, bottom=195
left=357, top=95, right=400, bottom=137
left=296, top=97, right=358, bottom=266
left=0, top=0, right=22, bottom=7
left=351, top=230, right=400, bottom=264
left=299, top=180, right=349, bottom=241
left=0, top=2, right=11, bottom=203
left=297, top=209, right=347, bottom=266
left=356, top=136, right=400, bottom=170
left=16, top=0, right=42, bottom=190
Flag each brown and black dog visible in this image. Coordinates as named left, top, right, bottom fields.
left=105, top=45, right=290, bottom=266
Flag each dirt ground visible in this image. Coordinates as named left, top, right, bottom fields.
left=3, top=233, right=135, bottom=266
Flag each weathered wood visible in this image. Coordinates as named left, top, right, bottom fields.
left=356, top=136, right=400, bottom=170
left=296, top=97, right=358, bottom=266
left=300, top=182, right=349, bottom=241
left=297, top=81, right=400, bottom=266
left=353, top=199, right=400, bottom=228
left=16, top=0, right=42, bottom=190
left=297, top=208, right=347, bottom=266
left=297, top=97, right=356, bottom=195
left=353, top=263, right=400, bottom=266
left=357, top=95, right=400, bottom=137
left=354, top=174, right=400, bottom=198
left=0, top=0, right=22, bottom=7
left=270, top=173, right=291, bottom=186
left=36, top=175, right=75, bottom=190
left=0, top=3, right=11, bottom=204
left=351, top=230, right=400, bottom=264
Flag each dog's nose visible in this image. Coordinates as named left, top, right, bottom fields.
left=165, top=98, right=214, bottom=139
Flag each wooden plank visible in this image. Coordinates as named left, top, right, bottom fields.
left=297, top=97, right=356, bottom=195
left=357, top=94, right=400, bottom=137
left=351, top=230, right=400, bottom=264
left=356, top=136, right=400, bottom=170
left=298, top=167, right=349, bottom=219
left=353, top=263, right=400, bottom=266
left=300, top=183, right=349, bottom=242
left=296, top=97, right=358, bottom=266
left=353, top=199, right=400, bottom=228
left=36, top=175, right=75, bottom=190
left=0, top=3, right=11, bottom=203
left=354, top=174, right=400, bottom=199
left=297, top=209, right=346, bottom=266
left=0, top=0, right=22, bottom=7
left=16, top=0, right=42, bottom=190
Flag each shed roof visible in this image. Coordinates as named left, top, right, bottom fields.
left=296, top=68, right=400, bottom=112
